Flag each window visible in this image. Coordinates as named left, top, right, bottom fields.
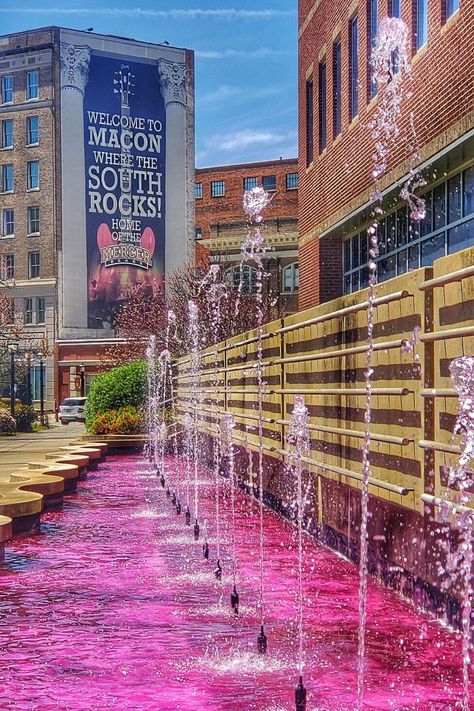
left=342, top=166, right=474, bottom=293
left=286, top=172, right=299, bottom=190
left=262, top=175, right=276, bottom=191
left=415, top=0, right=428, bottom=51
left=318, top=61, right=327, bottom=153
left=4, top=254, right=14, bottom=279
left=26, top=71, right=39, bottom=100
left=244, top=177, right=257, bottom=190
left=2, top=209, right=14, bottom=237
left=27, top=116, right=39, bottom=145
left=1, top=75, right=13, bottom=104
left=367, top=0, right=378, bottom=99
left=282, top=263, right=299, bottom=293
left=1, top=164, right=14, bottom=192
left=446, top=0, right=459, bottom=19
left=349, top=16, right=359, bottom=120
left=225, top=265, right=258, bottom=294
left=27, top=161, right=40, bottom=190
left=27, top=206, right=40, bottom=235
left=195, top=228, right=202, bottom=240
left=333, top=40, right=342, bottom=137
left=305, top=77, right=314, bottom=165
left=25, top=297, right=34, bottom=324
left=1, top=119, right=13, bottom=149
left=194, top=182, right=202, bottom=199
left=36, top=297, right=45, bottom=324
left=211, top=180, right=225, bottom=197
left=389, top=0, right=401, bottom=16
left=28, top=251, right=40, bottom=279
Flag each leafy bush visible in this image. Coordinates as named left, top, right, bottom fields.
left=89, top=406, right=143, bottom=435
left=15, top=404, right=37, bottom=432
left=85, top=361, right=147, bottom=431
left=0, top=409, right=17, bottom=435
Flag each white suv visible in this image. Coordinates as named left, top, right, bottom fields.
left=59, top=397, right=87, bottom=424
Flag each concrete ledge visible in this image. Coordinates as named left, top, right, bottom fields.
left=79, top=434, right=146, bottom=451
left=71, top=440, right=108, bottom=455
left=0, top=486, right=43, bottom=533
left=0, top=515, right=12, bottom=564
left=10, top=471, right=65, bottom=508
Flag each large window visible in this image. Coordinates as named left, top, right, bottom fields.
left=2, top=208, right=14, bottom=237
left=286, top=172, right=299, bottom=190
left=305, top=77, right=314, bottom=165
left=28, top=251, right=40, bottom=279
left=225, top=265, right=258, bottom=294
left=194, top=182, right=202, bottom=199
left=27, top=116, right=39, bottom=145
left=415, top=0, right=428, bottom=51
left=446, top=0, right=459, bottom=19
left=27, top=161, right=40, bottom=190
left=26, top=71, right=39, bottom=100
left=243, top=176, right=257, bottom=190
left=211, top=180, right=225, bottom=197
left=37, top=297, right=45, bottom=324
left=262, top=175, right=276, bottom=191
left=24, top=297, right=34, bottom=324
left=349, top=16, right=359, bottom=120
left=1, top=75, right=13, bottom=104
left=4, top=253, right=14, bottom=279
left=333, top=40, right=342, bottom=137
left=318, top=61, right=327, bottom=153
left=282, top=263, right=299, bottom=293
left=27, top=206, right=40, bottom=235
left=1, top=164, right=14, bottom=193
left=343, top=166, right=474, bottom=293
left=1, top=119, right=13, bottom=149
left=367, top=0, right=378, bottom=100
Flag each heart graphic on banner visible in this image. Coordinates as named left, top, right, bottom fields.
left=96, top=223, right=156, bottom=259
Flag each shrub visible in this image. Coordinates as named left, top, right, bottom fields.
left=85, top=361, right=147, bottom=431
left=90, top=406, right=143, bottom=435
left=15, top=404, right=37, bottom=432
left=0, top=410, right=16, bottom=435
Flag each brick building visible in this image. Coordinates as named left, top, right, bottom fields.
left=298, top=0, right=473, bottom=308
left=0, top=27, right=194, bottom=409
left=195, top=158, right=300, bottom=314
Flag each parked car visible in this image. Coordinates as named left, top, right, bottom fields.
left=58, top=397, right=87, bottom=424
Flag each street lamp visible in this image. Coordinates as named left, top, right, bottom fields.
left=79, top=363, right=86, bottom=397
left=7, top=341, right=19, bottom=417
left=38, top=351, right=45, bottom=424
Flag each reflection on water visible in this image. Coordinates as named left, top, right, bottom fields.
left=0, top=454, right=469, bottom=710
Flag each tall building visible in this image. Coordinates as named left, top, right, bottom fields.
left=0, top=27, right=194, bottom=408
left=298, top=0, right=473, bottom=308
left=195, top=158, right=299, bottom=314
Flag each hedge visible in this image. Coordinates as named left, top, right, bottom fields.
left=85, top=361, right=147, bottom=431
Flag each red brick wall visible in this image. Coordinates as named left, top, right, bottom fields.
left=298, top=0, right=473, bottom=308
left=195, top=158, right=299, bottom=242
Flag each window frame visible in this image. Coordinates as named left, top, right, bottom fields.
left=194, top=182, right=202, bottom=199
left=262, top=174, right=276, bottom=192
left=1, top=119, right=13, bottom=149
left=27, top=205, right=40, bottom=235
left=26, top=115, right=39, bottom=146
left=27, top=160, right=40, bottom=191
left=1, top=75, right=13, bottom=104
left=26, top=70, right=39, bottom=101
left=286, top=172, right=299, bottom=190
left=28, top=251, right=40, bottom=279
left=24, top=297, right=34, bottom=325
left=1, top=163, right=14, bottom=193
left=367, top=0, right=378, bottom=100
left=4, top=253, right=14, bottom=279
left=224, top=265, right=258, bottom=294
left=415, top=0, right=428, bottom=52
left=305, top=76, right=314, bottom=166
left=445, top=0, right=459, bottom=19
left=349, top=15, right=359, bottom=121
left=333, top=39, right=342, bottom=138
left=243, top=176, right=258, bottom=191
left=318, top=61, right=327, bottom=153
left=282, top=262, right=299, bottom=293
left=211, top=180, right=225, bottom=197
left=36, top=296, right=45, bottom=325
left=2, top=208, right=14, bottom=238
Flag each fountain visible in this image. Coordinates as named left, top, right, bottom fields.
left=220, top=412, right=239, bottom=614
left=188, top=300, right=202, bottom=541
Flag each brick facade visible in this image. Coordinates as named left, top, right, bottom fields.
left=195, top=158, right=300, bottom=313
left=298, top=0, right=474, bottom=308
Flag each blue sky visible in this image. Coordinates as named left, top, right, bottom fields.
left=0, top=1, right=298, bottom=167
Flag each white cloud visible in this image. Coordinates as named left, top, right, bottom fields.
left=0, top=7, right=295, bottom=20
left=206, top=129, right=297, bottom=152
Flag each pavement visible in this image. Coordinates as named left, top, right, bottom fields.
left=0, top=422, right=86, bottom=478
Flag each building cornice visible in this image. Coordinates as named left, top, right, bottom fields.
left=202, top=231, right=298, bottom=254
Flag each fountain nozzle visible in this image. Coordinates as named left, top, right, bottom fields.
left=231, top=585, right=239, bottom=615
left=166, top=486, right=171, bottom=497
left=215, top=559, right=222, bottom=580
left=193, top=519, right=200, bottom=541
left=176, top=500, right=181, bottom=515
left=203, top=541, right=209, bottom=559
left=257, top=625, right=267, bottom=655
left=185, top=507, right=191, bottom=526
left=171, top=492, right=176, bottom=506
left=160, top=474, right=165, bottom=488
left=295, top=675, right=307, bottom=711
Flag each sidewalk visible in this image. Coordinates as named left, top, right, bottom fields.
left=0, top=422, right=86, bottom=477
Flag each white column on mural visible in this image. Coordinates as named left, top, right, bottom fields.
left=60, top=43, right=90, bottom=328
left=158, top=59, right=189, bottom=278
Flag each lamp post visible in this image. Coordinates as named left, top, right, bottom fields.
left=79, top=363, right=86, bottom=397
left=7, top=341, right=19, bottom=418
left=38, top=351, right=45, bottom=424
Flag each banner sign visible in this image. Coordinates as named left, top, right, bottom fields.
left=83, top=54, right=166, bottom=328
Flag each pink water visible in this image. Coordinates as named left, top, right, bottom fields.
left=0, top=455, right=469, bottom=710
